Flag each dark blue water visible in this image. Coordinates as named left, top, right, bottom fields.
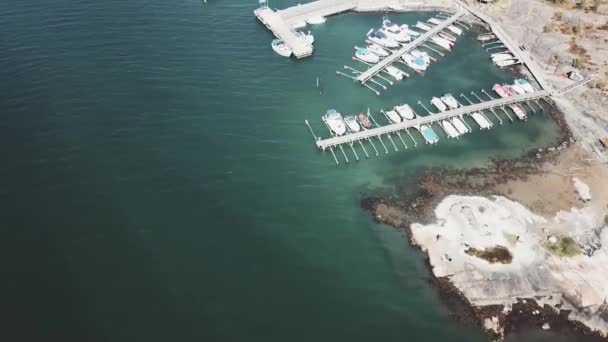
left=0, top=0, right=564, bottom=341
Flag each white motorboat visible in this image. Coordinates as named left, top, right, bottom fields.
left=452, top=117, right=469, bottom=134
left=447, top=25, right=463, bottom=35
left=306, top=16, right=326, bottom=25
left=510, top=83, right=526, bottom=95
left=492, top=84, right=510, bottom=98
left=492, top=53, right=515, bottom=62
left=385, top=65, right=406, bottom=80
left=380, top=27, right=411, bottom=43
left=395, top=104, right=415, bottom=120
left=515, top=79, right=535, bottom=93
left=442, top=120, right=460, bottom=138
left=438, top=33, right=456, bottom=44
left=428, top=18, right=444, bottom=25
left=365, top=44, right=389, bottom=57
left=367, top=30, right=400, bottom=49
left=271, top=39, right=292, bottom=57
left=509, top=104, right=527, bottom=121
left=322, top=109, right=347, bottom=136
left=385, top=110, right=402, bottom=123
left=298, top=31, right=314, bottom=44
left=344, top=115, right=361, bottom=132
left=400, top=24, right=420, bottom=37
left=431, top=97, right=447, bottom=112
left=402, top=50, right=430, bottom=72
left=496, top=59, right=518, bottom=67
left=430, top=36, right=452, bottom=50
left=471, top=112, right=492, bottom=129
left=419, top=125, right=440, bottom=144
left=415, top=21, right=432, bottom=31
left=440, top=93, right=459, bottom=109
left=354, top=47, right=380, bottom=64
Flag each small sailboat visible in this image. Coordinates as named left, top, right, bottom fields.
left=447, top=25, right=463, bottom=35
left=508, top=104, right=527, bottom=121
left=452, top=117, right=469, bottom=134
left=322, top=109, right=347, bottom=136
left=385, top=109, right=402, bottom=123
left=515, top=79, right=535, bottom=93
left=354, top=47, right=380, bottom=64
left=415, top=21, right=432, bottom=31
left=271, top=39, right=292, bottom=57
left=367, top=43, right=389, bottom=57
left=385, top=65, right=406, bottom=81
left=442, top=120, right=460, bottom=138
left=420, top=125, right=439, bottom=144
left=395, top=104, right=415, bottom=120
left=357, top=112, right=372, bottom=129
left=344, top=115, right=361, bottom=132
left=431, top=97, right=447, bottom=112
left=306, top=16, right=326, bottom=25
left=440, top=93, right=459, bottom=109
left=471, top=112, right=492, bottom=129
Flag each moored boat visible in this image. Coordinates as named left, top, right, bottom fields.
left=430, top=36, right=452, bottom=51
left=496, top=59, right=518, bottom=67
left=271, top=39, right=292, bottom=57
left=385, top=65, right=406, bottom=81
left=510, top=82, right=526, bottom=95
left=442, top=120, right=460, bottom=138
left=447, top=25, right=463, bottom=35
left=385, top=109, right=402, bottom=123
left=344, top=115, right=361, bottom=132
left=492, top=53, right=515, bottom=62
left=431, top=97, right=448, bottom=112
left=367, top=30, right=400, bottom=49
left=428, top=18, right=444, bottom=25
left=452, top=117, right=469, bottom=134
left=367, top=43, right=389, bottom=57
left=477, top=33, right=496, bottom=42
left=400, top=24, right=420, bottom=37
left=508, top=104, right=527, bottom=121
left=420, top=125, right=439, bottom=144
left=402, top=52, right=429, bottom=72
left=515, top=79, right=535, bottom=93
left=415, top=21, right=432, bottom=31
left=357, top=112, right=372, bottom=129
left=380, top=20, right=411, bottom=43
left=470, top=112, right=492, bottom=129
left=306, top=16, right=326, bottom=25
left=438, top=33, right=456, bottom=44
left=503, top=85, right=517, bottom=96
left=440, top=93, right=459, bottom=109
left=492, top=84, right=509, bottom=98
left=354, top=47, right=380, bottom=64
left=395, top=104, right=415, bottom=120
left=322, top=109, right=347, bottom=136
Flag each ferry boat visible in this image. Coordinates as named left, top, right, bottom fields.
left=508, top=104, right=527, bottom=121
left=322, top=109, right=347, bottom=136
left=271, top=39, right=292, bottom=57
left=447, top=25, right=463, bottom=35
left=367, top=30, right=400, bottom=49
left=306, top=16, right=326, bottom=25
left=431, top=97, right=447, bottom=112
left=442, top=120, right=460, bottom=138
left=420, top=125, right=439, bottom=144
left=492, top=84, right=509, bottom=98
left=440, top=93, right=459, bottom=109
left=395, top=104, right=415, bottom=120
left=492, top=53, right=515, bottom=62
left=366, top=43, right=389, bottom=57
left=510, top=82, right=527, bottom=95
left=344, top=115, right=361, bottom=132
left=428, top=18, right=444, bottom=25
left=354, top=47, right=380, bottom=64
left=477, top=33, right=496, bottom=42
left=385, top=109, right=402, bottom=123
left=386, top=65, right=406, bottom=80
left=430, top=36, right=452, bottom=51
left=496, top=59, right=518, bottom=67
left=357, top=112, right=372, bottom=129
left=452, top=117, right=469, bottom=134
left=298, top=31, right=314, bottom=44
left=515, top=79, right=535, bottom=93
left=400, top=24, right=420, bottom=37
left=415, top=21, right=432, bottom=31
left=470, top=112, right=492, bottom=129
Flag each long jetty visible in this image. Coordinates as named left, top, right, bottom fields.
left=315, top=90, right=550, bottom=150
left=355, top=11, right=466, bottom=83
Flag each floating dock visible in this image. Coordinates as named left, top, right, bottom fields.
left=315, top=90, right=550, bottom=151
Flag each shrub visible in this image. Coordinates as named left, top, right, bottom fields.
left=546, top=236, right=581, bottom=257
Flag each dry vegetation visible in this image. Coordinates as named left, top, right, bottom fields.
left=464, top=246, right=513, bottom=264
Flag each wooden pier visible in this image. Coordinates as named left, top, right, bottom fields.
left=355, top=11, right=466, bottom=83
left=315, top=90, right=550, bottom=150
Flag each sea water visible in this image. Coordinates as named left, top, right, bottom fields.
left=0, top=0, right=563, bottom=341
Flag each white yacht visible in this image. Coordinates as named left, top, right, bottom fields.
left=452, top=117, right=469, bottom=134
left=402, top=50, right=430, bottom=72
left=366, top=43, right=389, bottom=57
left=344, top=115, right=361, bottom=132
left=385, top=109, right=402, bottom=123
left=379, top=23, right=411, bottom=43
left=431, top=97, right=447, bottom=112
left=510, top=83, right=526, bottom=95
left=271, top=39, right=292, bottom=57
left=415, top=21, right=432, bottom=31
left=496, top=59, right=518, bottom=67
left=440, top=93, right=459, bottom=109
left=395, top=104, right=415, bottom=120
left=400, top=24, right=420, bottom=37
left=471, top=112, right=492, bottom=129
left=367, top=30, right=400, bottom=49
left=492, top=53, right=515, bottom=62
left=385, top=65, right=406, bottom=80
left=419, top=125, right=440, bottom=144
left=515, top=79, right=535, bottom=93
left=508, top=104, right=527, bottom=121
left=322, top=109, right=347, bottom=136
left=447, top=25, right=463, bottom=35
left=354, top=47, right=380, bottom=64
left=442, top=120, right=460, bottom=138
left=430, top=36, right=452, bottom=50
left=428, top=18, right=444, bottom=25
left=306, top=16, right=326, bottom=25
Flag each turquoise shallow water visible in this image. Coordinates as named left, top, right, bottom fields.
left=0, top=0, right=572, bottom=341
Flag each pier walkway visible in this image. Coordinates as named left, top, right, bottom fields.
left=355, top=11, right=466, bottom=83
left=553, top=75, right=597, bottom=96
left=315, top=90, right=550, bottom=150
left=254, top=7, right=313, bottom=58
left=279, top=0, right=355, bottom=26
